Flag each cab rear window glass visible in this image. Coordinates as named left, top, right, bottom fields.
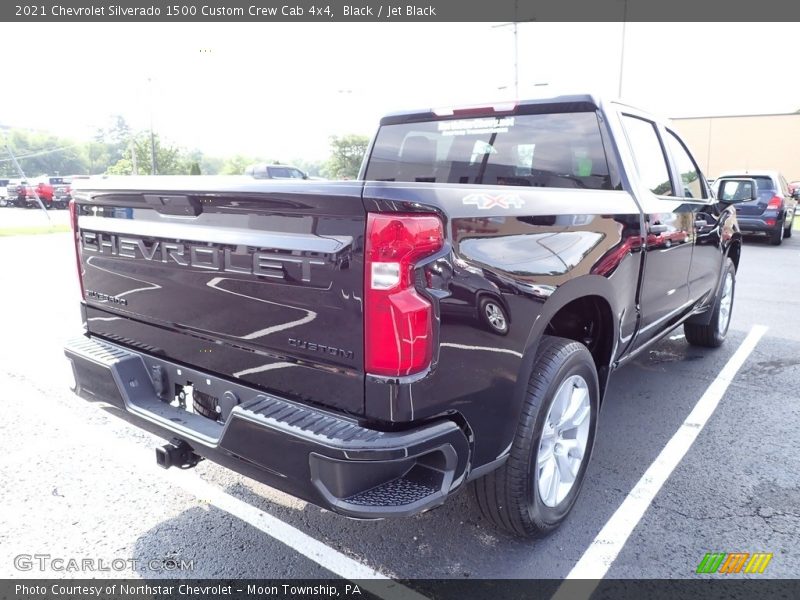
left=364, top=111, right=615, bottom=190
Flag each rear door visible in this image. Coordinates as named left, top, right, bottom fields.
left=662, top=128, right=720, bottom=304
left=76, top=180, right=367, bottom=415
left=619, top=113, right=695, bottom=350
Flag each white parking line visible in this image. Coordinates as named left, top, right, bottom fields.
left=14, top=374, right=427, bottom=600
left=560, top=324, right=767, bottom=584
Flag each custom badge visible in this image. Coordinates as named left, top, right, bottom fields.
left=462, top=192, right=525, bottom=210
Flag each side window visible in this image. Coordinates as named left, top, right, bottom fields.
left=621, top=115, right=674, bottom=196
left=779, top=175, right=789, bottom=196
left=665, top=130, right=706, bottom=199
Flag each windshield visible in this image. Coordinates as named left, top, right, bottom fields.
left=365, top=111, right=615, bottom=190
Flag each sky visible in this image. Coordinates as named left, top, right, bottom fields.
left=2, top=22, right=799, bottom=161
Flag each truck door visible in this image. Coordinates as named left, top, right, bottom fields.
left=663, top=128, right=720, bottom=306
left=620, top=114, right=694, bottom=351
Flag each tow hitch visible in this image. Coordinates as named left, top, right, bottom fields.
left=156, top=439, right=202, bottom=469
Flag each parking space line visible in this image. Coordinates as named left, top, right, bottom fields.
left=561, top=324, right=768, bottom=582
left=6, top=374, right=427, bottom=599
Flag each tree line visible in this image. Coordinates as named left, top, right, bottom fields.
left=0, top=116, right=369, bottom=180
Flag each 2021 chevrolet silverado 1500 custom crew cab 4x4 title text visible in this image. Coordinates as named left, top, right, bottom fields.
left=64, top=95, right=741, bottom=536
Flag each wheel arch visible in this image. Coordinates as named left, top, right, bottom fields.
left=515, top=275, right=621, bottom=408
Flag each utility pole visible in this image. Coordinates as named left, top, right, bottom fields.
left=618, top=0, right=628, bottom=98
left=147, top=77, right=157, bottom=175
left=492, top=1, right=520, bottom=97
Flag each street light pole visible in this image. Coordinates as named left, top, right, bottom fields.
left=148, top=77, right=157, bottom=175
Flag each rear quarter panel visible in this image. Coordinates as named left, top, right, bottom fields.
left=362, top=182, right=644, bottom=470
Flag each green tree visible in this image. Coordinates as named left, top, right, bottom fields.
left=221, top=154, right=258, bottom=175
left=189, top=162, right=201, bottom=175
left=200, top=155, right=224, bottom=175
left=324, top=134, right=369, bottom=179
left=0, top=129, right=88, bottom=178
left=107, top=133, right=188, bottom=175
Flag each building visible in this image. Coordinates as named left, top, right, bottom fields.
left=670, top=113, right=800, bottom=181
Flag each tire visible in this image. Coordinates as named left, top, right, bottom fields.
left=769, top=220, right=784, bottom=245
left=684, top=258, right=735, bottom=348
left=473, top=336, right=599, bottom=537
left=784, top=217, right=792, bottom=238
left=479, top=297, right=509, bottom=335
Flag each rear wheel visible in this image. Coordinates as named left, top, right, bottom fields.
left=769, top=220, right=784, bottom=245
left=473, top=336, right=598, bottom=537
left=684, top=258, right=735, bottom=348
left=784, top=216, right=793, bottom=238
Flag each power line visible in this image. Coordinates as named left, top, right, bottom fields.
left=0, top=144, right=81, bottom=163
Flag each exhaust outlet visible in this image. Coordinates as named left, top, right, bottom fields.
left=156, top=439, right=202, bottom=469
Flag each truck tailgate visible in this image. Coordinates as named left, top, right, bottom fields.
left=73, top=178, right=366, bottom=415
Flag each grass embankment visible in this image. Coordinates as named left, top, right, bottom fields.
left=0, top=225, right=71, bottom=237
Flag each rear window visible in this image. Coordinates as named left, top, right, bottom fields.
left=718, top=175, right=775, bottom=193
left=365, top=111, right=615, bottom=190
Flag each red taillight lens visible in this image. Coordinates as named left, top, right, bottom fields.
left=69, top=199, right=84, bottom=299
left=364, top=213, right=444, bottom=377
left=767, top=196, right=782, bottom=210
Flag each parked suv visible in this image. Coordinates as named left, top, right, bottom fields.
left=244, top=163, right=309, bottom=180
left=714, top=170, right=796, bottom=245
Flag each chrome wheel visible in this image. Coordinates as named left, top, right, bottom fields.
left=717, top=271, right=733, bottom=336
left=537, top=375, right=591, bottom=507
left=484, top=302, right=507, bottom=333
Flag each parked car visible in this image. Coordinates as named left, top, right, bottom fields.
left=0, top=178, right=9, bottom=206
left=5, top=179, right=24, bottom=206
left=65, top=94, right=741, bottom=537
left=244, top=163, right=309, bottom=180
left=714, top=170, right=796, bottom=245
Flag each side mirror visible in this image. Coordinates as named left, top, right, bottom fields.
left=791, top=188, right=800, bottom=200
left=717, top=178, right=758, bottom=203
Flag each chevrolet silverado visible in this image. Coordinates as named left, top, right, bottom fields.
left=64, top=94, right=742, bottom=537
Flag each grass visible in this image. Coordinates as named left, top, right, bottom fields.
left=0, top=224, right=71, bottom=237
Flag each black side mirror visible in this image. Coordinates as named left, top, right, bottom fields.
left=717, top=178, right=758, bottom=203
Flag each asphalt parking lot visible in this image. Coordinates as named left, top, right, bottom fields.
left=0, top=212, right=798, bottom=581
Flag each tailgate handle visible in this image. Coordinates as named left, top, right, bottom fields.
left=144, top=194, right=202, bottom=216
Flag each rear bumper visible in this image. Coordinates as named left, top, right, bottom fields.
left=64, top=335, right=470, bottom=519
left=736, top=214, right=783, bottom=233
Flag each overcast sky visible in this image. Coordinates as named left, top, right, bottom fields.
left=3, top=22, right=799, bottom=161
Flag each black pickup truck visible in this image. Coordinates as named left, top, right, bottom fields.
left=64, top=94, right=742, bottom=537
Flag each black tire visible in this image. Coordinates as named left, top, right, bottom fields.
left=769, top=221, right=784, bottom=245
left=784, top=218, right=793, bottom=238
left=473, top=336, right=599, bottom=537
left=684, top=258, right=735, bottom=348
left=479, top=296, right=509, bottom=335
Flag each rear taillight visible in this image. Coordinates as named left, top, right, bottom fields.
left=364, top=213, right=444, bottom=377
left=69, top=199, right=84, bottom=299
left=767, top=196, right=782, bottom=210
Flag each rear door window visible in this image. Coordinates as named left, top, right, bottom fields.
left=365, top=111, right=615, bottom=190
left=620, top=115, right=674, bottom=197
left=665, top=130, right=706, bottom=199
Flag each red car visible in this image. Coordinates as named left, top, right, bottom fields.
left=17, top=176, right=71, bottom=209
